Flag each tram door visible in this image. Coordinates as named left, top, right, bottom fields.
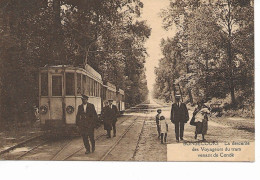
left=50, top=75, right=63, bottom=121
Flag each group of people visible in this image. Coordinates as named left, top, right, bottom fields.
left=156, top=95, right=211, bottom=144
left=76, top=95, right=118, bottom=154
left=75, top=94, right=211, bottom=155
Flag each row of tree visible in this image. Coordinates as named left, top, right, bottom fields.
left=154, top=0, right=254, bottom=107
left=0, top=0, right=151, bottom=122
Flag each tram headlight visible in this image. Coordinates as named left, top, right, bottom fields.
left=39, top=105, right=48, bottom=114
left=66, top=105, right=74, bottom=114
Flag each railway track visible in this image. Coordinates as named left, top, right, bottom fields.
left=131, top=118, right=146, bottom=160
left=99, top=115, right=148, bottom=161
left=2, top=115, right=133, bottom=160
left=0, top=134, right=44, bottom=156
left=1, top=106, right=153, bottom=161
left=0, top=134, right=49, bottom=160
left=99, top=117, right=138, bottom=161
left=55, top=114, right=147, bottom=161
left=61, top=133, right=105, bottom=161
left=50, top=109, right=151, bottom=161
left=52, top=115, right=135, bottom=160
left=0, top=135, right=75, bottom=160
left=15, top=140, right=49, bottom=160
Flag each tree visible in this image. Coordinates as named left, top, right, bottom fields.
left=156, top=0, right=254, bottom=105
left=0, top=0, right=151, bottom=123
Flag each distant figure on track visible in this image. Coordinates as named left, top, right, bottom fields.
left=190, top=101, right=211, bottom=141
left=108, top=99, right=119, bottom=137
left=155, top=109, right=162, bottom=138
left=170, top=95, right=189, bottom=142
left=102, top=101, right=113, bottom=138
left=159, top=115, right=168, bottom=144
left=33, top=105, right=40, bottom=121
left=76, top=95, right=98, bottom=154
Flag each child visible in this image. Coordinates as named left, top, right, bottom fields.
left=159, top=116, right=168, bottom=144
left=155, top=109, right=162, bottom=138
left=190, top=101, right=211, bottom=141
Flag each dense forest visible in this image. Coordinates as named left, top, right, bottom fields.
left=0, top=0, right=150, bottom=123
left=154, top=0, right=254, bottom=110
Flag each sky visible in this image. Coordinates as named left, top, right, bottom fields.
left=139, top=0, right=176, bottom=94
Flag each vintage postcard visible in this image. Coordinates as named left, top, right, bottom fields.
left=0, top=0, right=254, bottom=162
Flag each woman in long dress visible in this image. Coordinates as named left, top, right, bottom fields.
left=190, top=101, right=211, bottom=141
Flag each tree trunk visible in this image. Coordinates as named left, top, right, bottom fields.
left=227, top=0, right=236, bottom=105
left=205, top=53, right=209, bottom=100
left=227, top=40, right=236, bottom=105
left=53, top=0, right=62, bottom=64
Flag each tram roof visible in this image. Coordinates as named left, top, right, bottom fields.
left=102, top=82, right=117, bottom=92
left=40, top=64, right=102, bottom=81
left=107, top=82, right=116, bottom=89
left=118, top=88, right=124, bottom=95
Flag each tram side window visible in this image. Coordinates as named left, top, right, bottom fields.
left=90, top=79, right=93, bottom=96
left=41, top=73, right=48, bottom=96
left=52, top=76, right=62, bottom=96
left=92, top=79, right=94, bottom=96
left=94, top=80, right=96, bottom=96
left=85, top=76, right=88, bottom=96
left=87, top=77, right=91, bottom=96
left=97, top=83, right=99, bottom=96
left=86, top=76, right=90, bottom=96
left=66, top=73, right=75, bottom=96
left=77, top=73, right=81, bottom=95
left=98, top=83, right=100, bottom=97
left=96, top=83, right=98, bottom=97
left=99, top=84, right=101, bottom=97
left=82, top=75, right=86, bottom=94
left=96, top=82, right=98, bottom=97
left=92, top=80, right=94, bottom=96
left=94, top=81, right=97, bottom=96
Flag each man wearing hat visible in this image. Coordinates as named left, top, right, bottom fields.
left=170, top=95, right=189, bottom=142
left=76, top=95, right=98, bottom=154
left=108, top=99, right=118, bottom=137
left=101, top=101, right=113, bottom=138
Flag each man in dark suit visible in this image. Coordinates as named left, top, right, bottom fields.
left=108, top=99, right=118, bottom=137
left=76, top=95, right=98, bottom=154
left=101, top=101, right=113, bottom=138
left=170, top=95, right=189, bottom=142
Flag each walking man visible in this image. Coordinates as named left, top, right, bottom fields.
left=76, top=95, right=98, bottom=154
left=102, top=101, right=113, bottom=138
left=108, top=99, right=118, bottom=137
left=170, top=95, right=189, bottom=142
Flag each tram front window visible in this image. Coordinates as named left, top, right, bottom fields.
left=41, top=73, right=48, bottom=96
left=52, top=76, right=62, bottom=96
left=66, top=73, right=75, bottom=96
left=77, top=73, right=81, bottom=95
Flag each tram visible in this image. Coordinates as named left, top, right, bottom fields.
left=102, top=82, right=117, bottom=106
left=39, top=64, right=125, bottom=130
left=117, top=88, right=125, bottom=113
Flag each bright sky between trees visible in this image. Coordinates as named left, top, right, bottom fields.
left=140, top=0, right=176, bottom=95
